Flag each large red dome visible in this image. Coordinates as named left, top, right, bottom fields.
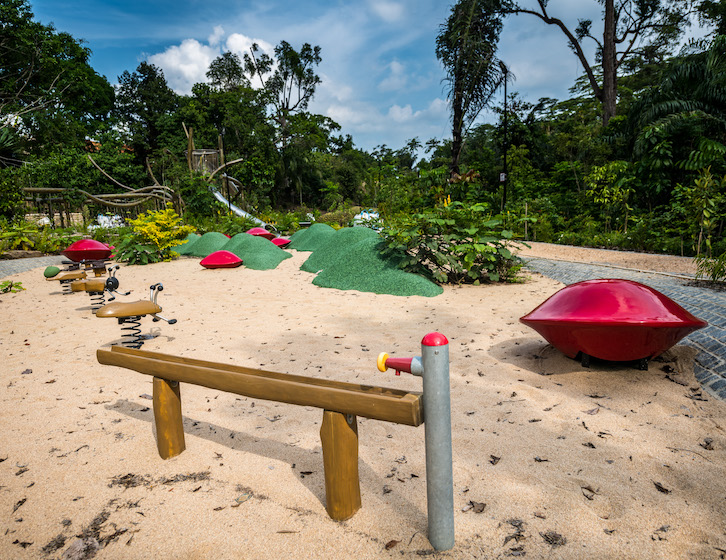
left=62, top=239, right=112, bottom=262
left=520, top=279, right=707, bottom=362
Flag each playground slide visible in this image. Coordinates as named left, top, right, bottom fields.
left=211, top=183, right=267, bottom=227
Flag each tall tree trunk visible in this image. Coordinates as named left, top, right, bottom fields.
left=601, top=0, right=617, bottom=126
left=451, top=84, right=464, bottom=176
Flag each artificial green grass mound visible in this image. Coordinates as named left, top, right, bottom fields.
left=43, top=265, right=60, bottom=278
left=308, top=235, right=443, bottom=297
left=300, top=226, right=380, bottom=273
left=175, top=233, right=202, bottom=256
left=181, top=232, right=229, bottom=257
left=221, top=233, right=292, bottom=270
left=287, top=223, right=336, bottom=252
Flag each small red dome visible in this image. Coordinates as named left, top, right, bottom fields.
left=200, top=250, right=243, bottom=269
left=62, top=239, right=113, bottom=262
left=271, top=237, right=291, bottom=247
left=246, top=227, right=275, bottom=240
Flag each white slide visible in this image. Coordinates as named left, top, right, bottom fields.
left=211, top=186, right=267, bottom=227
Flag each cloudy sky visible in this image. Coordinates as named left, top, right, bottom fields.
left=28, top=0, right=699, bottom=153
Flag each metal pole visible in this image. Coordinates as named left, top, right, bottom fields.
left=502, top=65, right=508, bottom=211
left=420, top=332, right=454, bottom=551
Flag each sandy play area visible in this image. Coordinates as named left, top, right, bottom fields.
left=1, top=243, right=724, bottom=559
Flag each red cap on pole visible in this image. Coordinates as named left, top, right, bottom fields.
left=422, top=332, right=448, bottom=347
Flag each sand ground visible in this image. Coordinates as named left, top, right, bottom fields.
left=0, top=245, right=724, bottom=559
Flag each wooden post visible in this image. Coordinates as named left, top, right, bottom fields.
left=152, top=377, right=186, bottom=459
left=320, top=410, right=361, bottom=521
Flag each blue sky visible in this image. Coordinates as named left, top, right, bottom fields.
left=28, top=1, right=704, bottom=153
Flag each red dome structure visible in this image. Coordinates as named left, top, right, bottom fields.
left=62, top=239, right=113, bottom=262
left=200, top=250, right=243, bottom=269
left=271, top=237, right=291, bottom=247
left=245, top=227, right=275, bottom=240
left=520, top=279, right=707, bottom=365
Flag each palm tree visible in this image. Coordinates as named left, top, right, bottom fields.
left=436, top=0, right=505, bottom=176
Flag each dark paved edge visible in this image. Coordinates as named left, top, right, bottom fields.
left=523, top=258, right=726, bottom=402
left=0, top=255, right=65, bottom=279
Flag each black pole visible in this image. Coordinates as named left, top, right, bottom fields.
left=501, top=64, right=508, bottom=212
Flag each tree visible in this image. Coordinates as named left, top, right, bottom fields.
left=243, top=41, right=322, bottom=148
left=206, top=52, right=248, bottom=91
left=507, top=0, right=695, bottom=126
left=243, top=41, right=323, bottom=203
left=697, top=0, right=726, bottom=36
left=436, top=0, right=506, bottom=175
left=0, top=0, right=113, bottom=151
left=627, top=35, right=726, bottom=205
left=115, top=62, right=179, bottom=163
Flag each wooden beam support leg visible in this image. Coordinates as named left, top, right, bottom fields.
left=152, top=377, right=186, bottom=459
left=320, top=410, right=361, bottom=521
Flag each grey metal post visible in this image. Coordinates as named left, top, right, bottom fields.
left=420, top=332, right=454, bottom=551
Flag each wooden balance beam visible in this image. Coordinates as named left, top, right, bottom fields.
left=97, top=345, right=423, bottom=521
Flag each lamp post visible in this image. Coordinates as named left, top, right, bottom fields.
left=499, top=61, right=508, bottom=212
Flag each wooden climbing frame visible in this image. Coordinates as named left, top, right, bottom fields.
left=97, top=345, right=423, bottom=521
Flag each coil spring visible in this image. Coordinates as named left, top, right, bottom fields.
left=60, top=280, right=73, bottom=295
left=118, top=316, right=143, bottom=348
left=89, top=291, right=105, bottom=312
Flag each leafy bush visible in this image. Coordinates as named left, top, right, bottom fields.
left=0, top=168, right=25, bottom=222
left=380, top=201, right=523, bottom=284
left=34, top=227, right=81, bottom=254
left=317, top=207, right=358, bottom=229
left=0, top=221, right=38, bottom=250
left=116, top=204, right=195, bottom=265
left=695, top=252, right=726, bottom=283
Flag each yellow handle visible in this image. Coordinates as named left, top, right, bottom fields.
left=376, top=352, right=389, bottom=372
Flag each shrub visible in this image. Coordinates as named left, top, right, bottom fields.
left=116, top=204, right=195, bottom=265
left=380, top=201, right=524, bottom=284
left=0, top=169, right=25, bottom=222
left=0, top=221, right=38, bottom=250
left=695, top=251, right=726, bottom=283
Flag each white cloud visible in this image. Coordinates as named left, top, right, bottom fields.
left=208, top=25, right=225, bottom=47
left=225, top=33, right=275, bottom=59
left=318, top=72, right=354, bottom=103
left=378, top=60, right=407, bottom=92
left=147, top=38, right=220, bottom=94
left=369, top=1, right=405, bottom=23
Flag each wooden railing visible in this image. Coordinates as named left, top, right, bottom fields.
left=97, top=345, right=423, bottom=521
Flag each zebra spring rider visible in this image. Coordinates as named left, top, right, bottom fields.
left=95, top=283, right=177, bottom=348
left=70, top=265, right=130, bottom=311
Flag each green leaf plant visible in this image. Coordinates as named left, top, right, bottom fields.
left=380, top=200, right=525, bottom=284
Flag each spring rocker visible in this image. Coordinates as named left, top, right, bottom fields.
left=70, top=265, right=129, bottom=312
left=95, top=283, right=177, bottom=348
left=45, top=239, right=114, bottom=294
left=96, top=332, right=455, bottom=551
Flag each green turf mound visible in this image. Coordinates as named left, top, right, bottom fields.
left=175, top=233, right=202, bottom=256
left=43, top=265, right=61, bottom=278
left=287, top=223, right=336, bottom=252
left=309, top=236, right=443, bottom=297
left=301, top=226, right=380, bottom=273
left=221, top=233, right=292, bottom=270
left=181, top=232, right=229, bottom=257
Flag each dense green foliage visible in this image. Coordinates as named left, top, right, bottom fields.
left=380, top=201, right=522, bottom=284
left=1, top=0, right=725, bottom=283
left=115, top=204, right=194, bottom=265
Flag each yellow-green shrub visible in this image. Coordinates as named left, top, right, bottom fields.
left=117, top=204, right=195, bottom=264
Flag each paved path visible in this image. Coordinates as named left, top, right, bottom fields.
left=524, top=258, right=726, bottom=401
left=0, top=255, right=65, bottom=279
left=2, top=255, right=724, bottom=400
